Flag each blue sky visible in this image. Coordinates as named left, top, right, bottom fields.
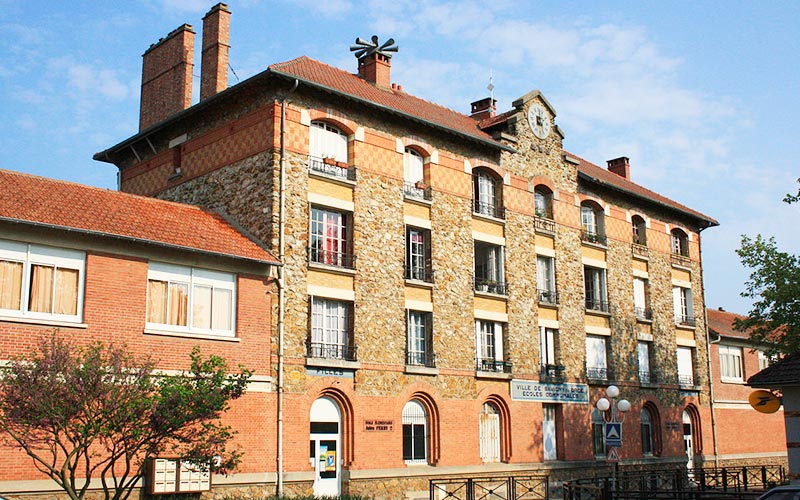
left=2, top=0, right=799, bottom=315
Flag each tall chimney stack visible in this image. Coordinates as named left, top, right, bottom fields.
left=139, top=24, right=195, bottom=131
left=607, top=156, right=631, bottom=179
left=200, top=3, right=230, bottom=101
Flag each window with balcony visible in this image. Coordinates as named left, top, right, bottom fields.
left=638, top=341, right=653, bottom=383
left=677, top=346, right=695, bottom=386
left=402, top=399, right=429, bottom=464
left=0, top=239, right=85, bottom=323
left=633, top=277, right=651, bottom=320
left=473, top=168, right=503, bottom=218
left=310, top=207, right=354, bottom=269
left=586, top=335, right=608, bottom=380
left=476, top=320, right=509, bottom=373
left=580, top=201, right=606, bottom=245
left=309, top=297, right=355, bottom=361
left=539, top=327, right=563, bottom=381
left=584, top=266, right=608, bottom=312
left=536, top=255, right=557, bottom=305
left=406, top=310, right=434, bottom=367
left=474, top=241, right=506, bottom=294
left=632, top=215, right=647, bottom=246
left=403, top=147, right=431, bottom=200
left=308, top=121, right=352, bottom=180
left=534, top=186, right=553, bottom=219
left=405, top=227, right=432, bottom=282
left=719, top=344, right=744, bottom=382
left=673, top=286, right=694, bottom=326
left=671, top=228, right=689, bottom=257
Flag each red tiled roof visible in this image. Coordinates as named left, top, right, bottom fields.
left=707, top=308, right=752, bottom=340
left=569, top=153, right=719, bottom=226
left=0, top=169, right=277, bottom=265
left=269, top=56, right=511, bottom=150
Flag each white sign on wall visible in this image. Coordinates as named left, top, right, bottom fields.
left=510, top=379, right=589, bottom=403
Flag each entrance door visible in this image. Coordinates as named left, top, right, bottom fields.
left=542, top=404, right=557, bottom=461
left=682, top=410, right=694, bottom=470
left=310, top=397, right=341, bottom=496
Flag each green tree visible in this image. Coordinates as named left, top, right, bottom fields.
left=735, top=179, right=800, bottom=357
left=0, top=335, right=252, bottom=500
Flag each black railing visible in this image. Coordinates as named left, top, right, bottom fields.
left=581, top=230, right=607, bottom=246
left=306, top=341, right=357, bottom=362
left=473, top=199, right=505, bottom=219
left=308, top=156, right=356, bottom=181
left=432, top=475, right=550, bottom=500
left=632, top=242, right=648, bottom=258
left=671, top=252, right=692, bottom=267
left=586, top=366, right=608, bottom=381
left=635, top=307, right=652, bottom=320
left=537, top=289, right=559, bottom=306
left=675, top=314, right=697, bottom=327
left=540, top=364, right=566, bottom=382
left=475, top=279, right=508, bottom=295
left=534, top=216, right=556, bottom=233
left=639, top=370, right=656, bottom=384
left=678, top=374, right=695, bottom=387
left=406, top=351, right=435, bottom=368
left=403, top=181, right=432, bottom=201
left=308, top=246, right=356, bottom=269
left=586, top=298, right=609, bottom=313
left=404, top=265, right=434, bottom=283
left=477, top=358, right=513, bottom=373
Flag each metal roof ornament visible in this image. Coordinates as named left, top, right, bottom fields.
left=350, top=35, right=398, bottom=60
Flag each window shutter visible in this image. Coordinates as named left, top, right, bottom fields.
left=494, top=322, right=504, bottom=362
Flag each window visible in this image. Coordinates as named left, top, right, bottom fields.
left=758, top=351, right=773, bottom=371
left=476, top=320, right=508, bottom=372
left=539, top=327, right=562, bottom=379
left=310, top=297, right=355, bottom=361
left=310, top=207, right=354, bottom=268
left=479, top=402, right=501, bottom=463
left=473, top=168, right=503, bottom=218
left=542, top=404, right=558, bottom=460
left=641, top=407, right=654, bottom=455
left=536, top=255, right=557, bottom=305
left=474, top=241, right=506, bottom=294
left=631, top=215, right=647, bottom=245
left=534, top=186, right=553, bottom=219
left=309, top=121, right=347, bottom=163
left=677, top=346, right=695, bottom=386
left=402, top=400, right=428, bottom=464
left=580, top=201, right=605, bottom=245
left=584, top=266, right=608, bottom=312
left=634, top=277, right=651, bottom=320
left=719, top=345, right=744, bottom=382
left=405, top=227, right=432, bottom=282
left=638, top=341, right=652, bottom=383
left=0, top=239, right=84, bottom=322
left=591, top=408, right=606, bottom=457
left=586, top=335, right=608, bottom=380
left=673, top=286, right=694, bottom=325
left=147, top=262, right=235, bottom=336
left=407, top=311, right=434, bottom=367
left=671, top=229, right=689, bottom=256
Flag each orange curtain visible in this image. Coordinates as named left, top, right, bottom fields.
left=54, top=268, right=79, bottom=315
left=148, top=280, right=167, bottom=324
left=0, top=261, right=23, bottom=311
left=28, top=265, right=54, bottom=313
left=169, top=283, right=188, bottom=326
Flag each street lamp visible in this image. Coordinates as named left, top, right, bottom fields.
left=595, top=385, right=630, bottom=490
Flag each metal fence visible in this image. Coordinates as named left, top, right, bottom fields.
left=431, top=475, right=549, bottom=500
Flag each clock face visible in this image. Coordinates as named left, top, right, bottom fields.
left=527, top=103, right=551, bottom=140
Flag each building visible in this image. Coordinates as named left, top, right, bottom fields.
left=0, top=169, right=278, bottom=496
left=705, top=308, right=787, bottom=467
left=90, top=4, right=720, bottom=498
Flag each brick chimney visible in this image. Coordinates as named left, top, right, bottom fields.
left=470, top=97, right=496, bottom=121
left=607, top=156, right=630, bottom=179
left=200, top=3, right=230, bottom=101
left=139, top=24, right=195, bottom=131
left=358, top=52, right=392, bottom=88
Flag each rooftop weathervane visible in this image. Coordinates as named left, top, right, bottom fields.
left=350, top=35, right=398, bottom=60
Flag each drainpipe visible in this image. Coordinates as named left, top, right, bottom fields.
left=698, top=225, right=720, bottom=467
left=276, top=78, right=298, bottom=497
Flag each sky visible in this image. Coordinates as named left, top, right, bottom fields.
left=1, top=0, right=799, bottom=315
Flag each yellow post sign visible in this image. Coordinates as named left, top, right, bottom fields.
left=749, top=390, right=781, bottom=414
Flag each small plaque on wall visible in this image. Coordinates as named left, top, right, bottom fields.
left=364, top=419, right=394, bottom=431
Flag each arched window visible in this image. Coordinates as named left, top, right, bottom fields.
left=632, top=215, right=647, bottom=246
left=682, top=405, right=702, bottom=468
left=404, top=148, right=424, bottom=184
left=641, top=403, right=662, bottom=456
left=671, top=229, right=689, bottom=257
left=479, top=402, right=501, bottom=463
left=402, top=399, right=428, bottom=464
left=309, top=121, right=349, bottom=179
left=580, top=201, right=605, bottom=245
left=473, top=168, right=503, bottom=219
left=591, top=408, right=605, bottom=458
left=534, top=186, right=553, bottom=219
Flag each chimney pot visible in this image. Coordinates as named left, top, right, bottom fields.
left=470, top=97, right=496, bottom=121
left=607, top=156, right=631, bottom=179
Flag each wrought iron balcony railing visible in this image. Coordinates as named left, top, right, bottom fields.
left=540, top=363, right=566, bottom=382
left=671, top=252, right=692, bottom=268
left=586, top=366, right=608, bottom=381
left=635, top=307, right=653, bottom=321
left=308, top=246, right=356, bottom=269
left=632, top=242, right=649, bottom=258
left=581, top=230, right=607, bottom=246
left=404, top=265, right=434, bottom=283
left=537, top=289, right=559, bottom=306
left=477, top=358, right=513, bottom=373
left=403, top=181, right=432, bottom=201
left=406, top=351, right=436, bottom=368
left=308, top=156, right=356, bottom=181
left=474, top=278, right=507, bottom=295
left=678, top=374, right=695, bottom=387
left=639, top=370, right=657, bottom=384
left=473, top=200, right=505, bottom=219
left=585, top=298, right=609, bottom=313
left=306, top=341, right=357, bottom=362
left=534, top=215, right=556, bottom=234
left=675, top=314, right=697, bottom=327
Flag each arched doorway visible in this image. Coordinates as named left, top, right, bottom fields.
left=310, top=397, right=341, bottom=496
left=682, top=408, right=699, bottom=469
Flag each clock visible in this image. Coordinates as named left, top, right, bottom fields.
left=527, top=103, right=551, bottom=140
